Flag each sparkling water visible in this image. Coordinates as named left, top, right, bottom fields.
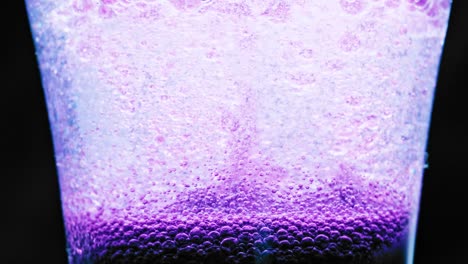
left=26, top=0, right=451, bottom=263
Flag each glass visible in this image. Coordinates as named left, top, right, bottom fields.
left=25, top=1, right=451, bottom=263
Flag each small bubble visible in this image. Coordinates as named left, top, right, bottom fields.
left=207, top=231, right=220, bottom=239
left=98, top=4, right=114, bottom=18
left=242, top=225, right=256, bottom=232
left=239, top=232, right=251, bottom=243
left=259, top=227, right=272, bottom=236
left=175, top=233, right=189, bottom=244
left=220, top=226, right=233, bottom=236
left=338, top=235, right=353, bottom=248
left=73, top=0, right=93, bottom=13
left=340, top=32, right=361, bottom=52
left=276, top=229, right=288, bottom=236
left=279, top=240, right=291, bottom=249
left=221, top=237, right=238, bottom=248
left=263, top=235, right=277, bottom=248
left=166, top=225, right=177, bottom=235
left=385, top=0, right=401, bottom=8
left=299, top=49, right=314, bottom=59
left=202, top=241, right=213, bottom=248
left=161, top=240, right=176, bottom=251
left=339, top=0, right=365, bottom=15
left=315, top=234, right=330, bottom=243
left=301, top=237, right=314, bottom=246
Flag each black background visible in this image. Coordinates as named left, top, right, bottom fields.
left=5, top=1, right=467, bottom=263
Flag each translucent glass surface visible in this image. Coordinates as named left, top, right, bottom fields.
left=26, top=1, right=451, bottom=263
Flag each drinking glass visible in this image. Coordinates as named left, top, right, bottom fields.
left=26, top=1, right=452, bottom=263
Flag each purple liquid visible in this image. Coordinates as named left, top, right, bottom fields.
left=68, top=215, right=408, bottom=264
left=67, top=183, right=410, bottom=264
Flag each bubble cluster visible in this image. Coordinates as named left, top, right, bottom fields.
left=67, top=211, right=409, bottom=264
left=61, top=179, right=412, bottom=263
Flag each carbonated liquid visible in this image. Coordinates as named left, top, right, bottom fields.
left=26, top=1, right=451, bottom=263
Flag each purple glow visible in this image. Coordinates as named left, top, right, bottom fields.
left=26, top=0, right=451, bottom=263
